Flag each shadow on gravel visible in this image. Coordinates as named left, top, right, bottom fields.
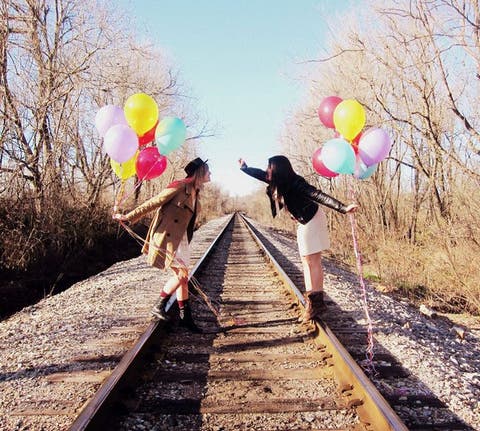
left=220, top=317, right=298, bottom=332
left=0, top=355, right=121, bottom=383
left=249, top=223, right=476, bottom=431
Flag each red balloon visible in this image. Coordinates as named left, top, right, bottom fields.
left=138, top=120, right=158, bottom=146
left=312, top=147, right=339, bottom=178
left=318, top=96, right=343, bottom=129
left=352, top=131, right=362, bottom=144
left=350, top=131, right=363, bottom=154
left=135, top=146, right=167, bottom=180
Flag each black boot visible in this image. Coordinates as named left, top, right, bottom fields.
left=151, top=295, right=170, bottom=321
left=179, top=300, right=202, bottom=333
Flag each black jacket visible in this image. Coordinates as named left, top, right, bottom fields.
left=240, top=165, right=348, bottom=224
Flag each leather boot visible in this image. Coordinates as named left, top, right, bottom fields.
left=151, top=295, right=170, bottom=321
left=302, top=291, right=326, bottom=322
left=179, top=301, right=203, bottom=333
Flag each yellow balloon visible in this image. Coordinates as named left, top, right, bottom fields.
left=124, top=93, right=159, bottom=136
left=110, top=152, right=138, bottom=180
left=333, top=99, right=366, bottom=141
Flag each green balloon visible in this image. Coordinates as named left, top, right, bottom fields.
left=321, top=138, right=356, bottom=174
left=155, top=117, right=186, bottom=155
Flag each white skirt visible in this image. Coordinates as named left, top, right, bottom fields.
left=296, top=207, right=330, bottom=256
left=172, top=233, right=190, bottom=269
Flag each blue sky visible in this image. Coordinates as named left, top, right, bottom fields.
left=119, top=0, right=351, bottom=195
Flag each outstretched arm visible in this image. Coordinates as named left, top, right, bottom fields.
left=113, top=184, right=181, bottom=223
left=298, top=180, right=357, bottom=214
left=238, top=158, right=269, bottom=183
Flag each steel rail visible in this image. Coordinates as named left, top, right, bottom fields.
left=68, top=213, right=235, bottom=431
left=239, top=213, right=408, bottom=431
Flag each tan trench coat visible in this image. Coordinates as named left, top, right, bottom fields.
left=125, top=181, right=198, bottom=270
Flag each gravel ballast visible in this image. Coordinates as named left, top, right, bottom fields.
left=0, top=214, right=478, bottom=430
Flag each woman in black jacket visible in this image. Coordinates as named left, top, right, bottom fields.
left=239, top=155, right=357, bottom=321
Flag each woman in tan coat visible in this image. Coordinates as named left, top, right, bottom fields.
left=114, top=157, right=210, bottom=332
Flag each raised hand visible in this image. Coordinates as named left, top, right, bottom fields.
left=345, top=204, right=359, bottom=213
left=112, top=213, right=128, bottom=222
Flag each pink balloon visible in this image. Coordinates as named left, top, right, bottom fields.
left=358, top=127, right=392, bottom=166
left=103, top=124, right=138, bottom=163
left=95, top=105, right=127, bottom=137
left=312, top=147, right=339, bottom=178
left=136, top=147, right=167, bottom=180
left=317, top=96, right=343, bottom=129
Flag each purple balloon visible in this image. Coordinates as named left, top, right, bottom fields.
left=358, top=127, right=392, bottom=166
left=104, top=124, right=139, bottom=163
left=95, top=105, right=127, bottom=137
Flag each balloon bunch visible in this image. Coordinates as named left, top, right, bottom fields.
left=94, top=93, right=187, bottom=181
left=312, top=96, right=392, bottom=180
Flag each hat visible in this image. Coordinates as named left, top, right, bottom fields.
left=184, top=157, right=208, bottom=177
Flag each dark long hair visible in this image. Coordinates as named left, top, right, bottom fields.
left=268, top=155, right=297, bottom=200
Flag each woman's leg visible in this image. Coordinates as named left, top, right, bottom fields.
left=163, top=273, right=183, bottom=295
left=301, top=251, right=324, bottom=293
left=172, top=266, right=189, bottom=301
left=172, top=265, right=202, bottom=333
left=151, top=270, right=183, bottom=320
left=300, top=251, right=326, bottom=321
left=152, top=236, right=190, bottom=321
left=173, top=237, right=191, bottom=302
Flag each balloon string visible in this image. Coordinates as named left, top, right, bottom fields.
left=348, top=181, right=376, bottom=375
left=113, top=179, right=127, bottom=213
left=112, top=151, right=168, bottom=214
left=113, top=177, right=142, bottom=212
left=116, top=220, right=239, bottom=327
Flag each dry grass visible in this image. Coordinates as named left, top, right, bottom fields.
left=2, top=180, right=478, bottom=316
left=0, top=191, right=117, bottom=276
left=237, top=188, right=480, bottom=316
left=330, top=205, right=480, bottom=315
left=0, top=183, right=235, bottom=279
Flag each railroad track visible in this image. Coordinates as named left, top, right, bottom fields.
left=69, top=213, right=407, bottom=431
left=245, top=219, right=475, bottom=431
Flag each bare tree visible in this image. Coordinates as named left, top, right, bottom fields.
left=289, top=0, right=480, bottom=233
left=0, top=0, right=214, bottom=216
left=278, top=0, right=480, bottom=312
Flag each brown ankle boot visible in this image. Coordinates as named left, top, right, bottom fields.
left=302, top=291, right=326, bottom=322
